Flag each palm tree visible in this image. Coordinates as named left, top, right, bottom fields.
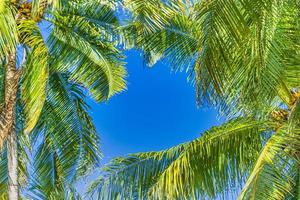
left=0, top=0, right=126, bottom=199
left=0, top=73, right=101, bottom=199
left=89, top=0, right=300, bottom=199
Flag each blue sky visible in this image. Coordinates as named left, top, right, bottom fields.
left=40, top=19, right=222, bottom=195
left=39, top=6, right=221, bottom=167
left=89, top=50, right=221, bottom=164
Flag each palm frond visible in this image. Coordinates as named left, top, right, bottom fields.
left=91, top=118, right=272, bottom=199
left=239, top=98, right=300, bottom=199
left=31, top=0, right=49, bottom=20
left=124, top=0, right=246, bottom=107
left=29, top=73, right=101, bottom=199
left=0, top=148, right=7, bottom=196
left=31, top=0, right=64, bottom=16
left=18, top=19, right=49, bottom=134
left=29, top=139, right=65, bottom=199
left=124, top=0, right=300, bottom=117
left=47, top=1, right=126, bottom=102
left=279, top=1, right=300, bottom=90
left=238, top=125, right=300, bottom=200
left=0, top=1, right=17, bottom=58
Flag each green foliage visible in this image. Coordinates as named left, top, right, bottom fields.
left=0, top=0, right=127, bottom=134
left=0, top=0, right=17, bottom=58
left=122, top=0, right=300, bottom=116
left=90, top=119, right=272, bottom=199
left=47, top=1, right=127, bottom=102
left=0, top=0, right=127, bottom=199
left=18, top=19, right=49, bottom=134
left=92, top=108, right=300, bottom=199
left=0, top=73, right=103, bottom=200
left=90, top=0, right=300, bottom=199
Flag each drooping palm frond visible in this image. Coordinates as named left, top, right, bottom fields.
left=237, top=122, right=300, bottom=200
left=28, top=73, right=101, bottom=199
left=0, top=148, right=9, bottom=200
left=123, top=0, right=245, bottom=106
left=0, top=73, right=102, bottom=200
left=277, top=1, right=300, bottom=91
left=90, top=118, right=272, bottom=199
left=31, top=0, right=62, bottom=20
left=0, top=0, right=17, bottom=58
left=47, top=1, right=126, bottom=102
left=225, top=0, right=300, bottom=116
left=18, top=19, right=49, bottom=134
left=238, top=99, right=300, bottom=200
left=28, top=139, right=72, bottom=200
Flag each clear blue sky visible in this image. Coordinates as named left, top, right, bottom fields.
left=40, top=12, right=224, bottom=197
left=39, top=7, right=221, bottom=167
left=77, top=50, right=223, bottom=195
left=89, top=50, right=221, bottom=164
left=40, top=19, right=221, bottom=195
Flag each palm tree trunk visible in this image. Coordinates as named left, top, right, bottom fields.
left=0, top=52, right=20, bottom=200
left=0, top=52, right=19, bottom=145
left=7, top=127, right=18, bottom=200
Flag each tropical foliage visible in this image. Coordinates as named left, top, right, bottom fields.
left=89, top=0, right=300, bottom=199
left=0, top=0, right=126, bottom=199
left=91, top=112, right=300, bottom=199
left=122, top=0, right=297, bottom=112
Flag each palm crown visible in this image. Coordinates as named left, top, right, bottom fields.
left=0, top=0, right=127, bottom=199
left=0, top=0, right=126, bottom=135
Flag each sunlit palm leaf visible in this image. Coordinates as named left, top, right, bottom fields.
left=0, top=0, right=125, bottom=198
left=124, top=0, right=300, bottom=117
left=239, top=99, right=300, bottom=200
left=18, top=19, right=49, bottom=134
left=92, top=118, right=272, bottom=199
left=238, top=126, right=300, bottom=200
left=47, top=1, right=126, bottom=102
left=31, top=0, right=65, bottom=18
left=29, top=73, right=101, bottom=199
left=0, top=1, right=17, bottom=58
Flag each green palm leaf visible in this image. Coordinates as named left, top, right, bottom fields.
left=124, top=0, right=300, bottom=116
left=18, top=19, right=49, bottom=134
left=239, top=99, right=300, bottom=200
left=238, top=126, right=300, bottom=200
left=0, top=0, right=126, bottom=198
left=29, top=73, right=101, bottom=199
left=91, top=118, right=272, bottom=199
left=0, top=1, right=17, bottom=58
left=47, top=2, right=126, bottom=102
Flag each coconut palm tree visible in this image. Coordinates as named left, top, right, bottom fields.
left=89, top=0, right=300, bottom=199
left=0, top=73, right=102, bottom=200
left=0, top=0, right=126, bottom=199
